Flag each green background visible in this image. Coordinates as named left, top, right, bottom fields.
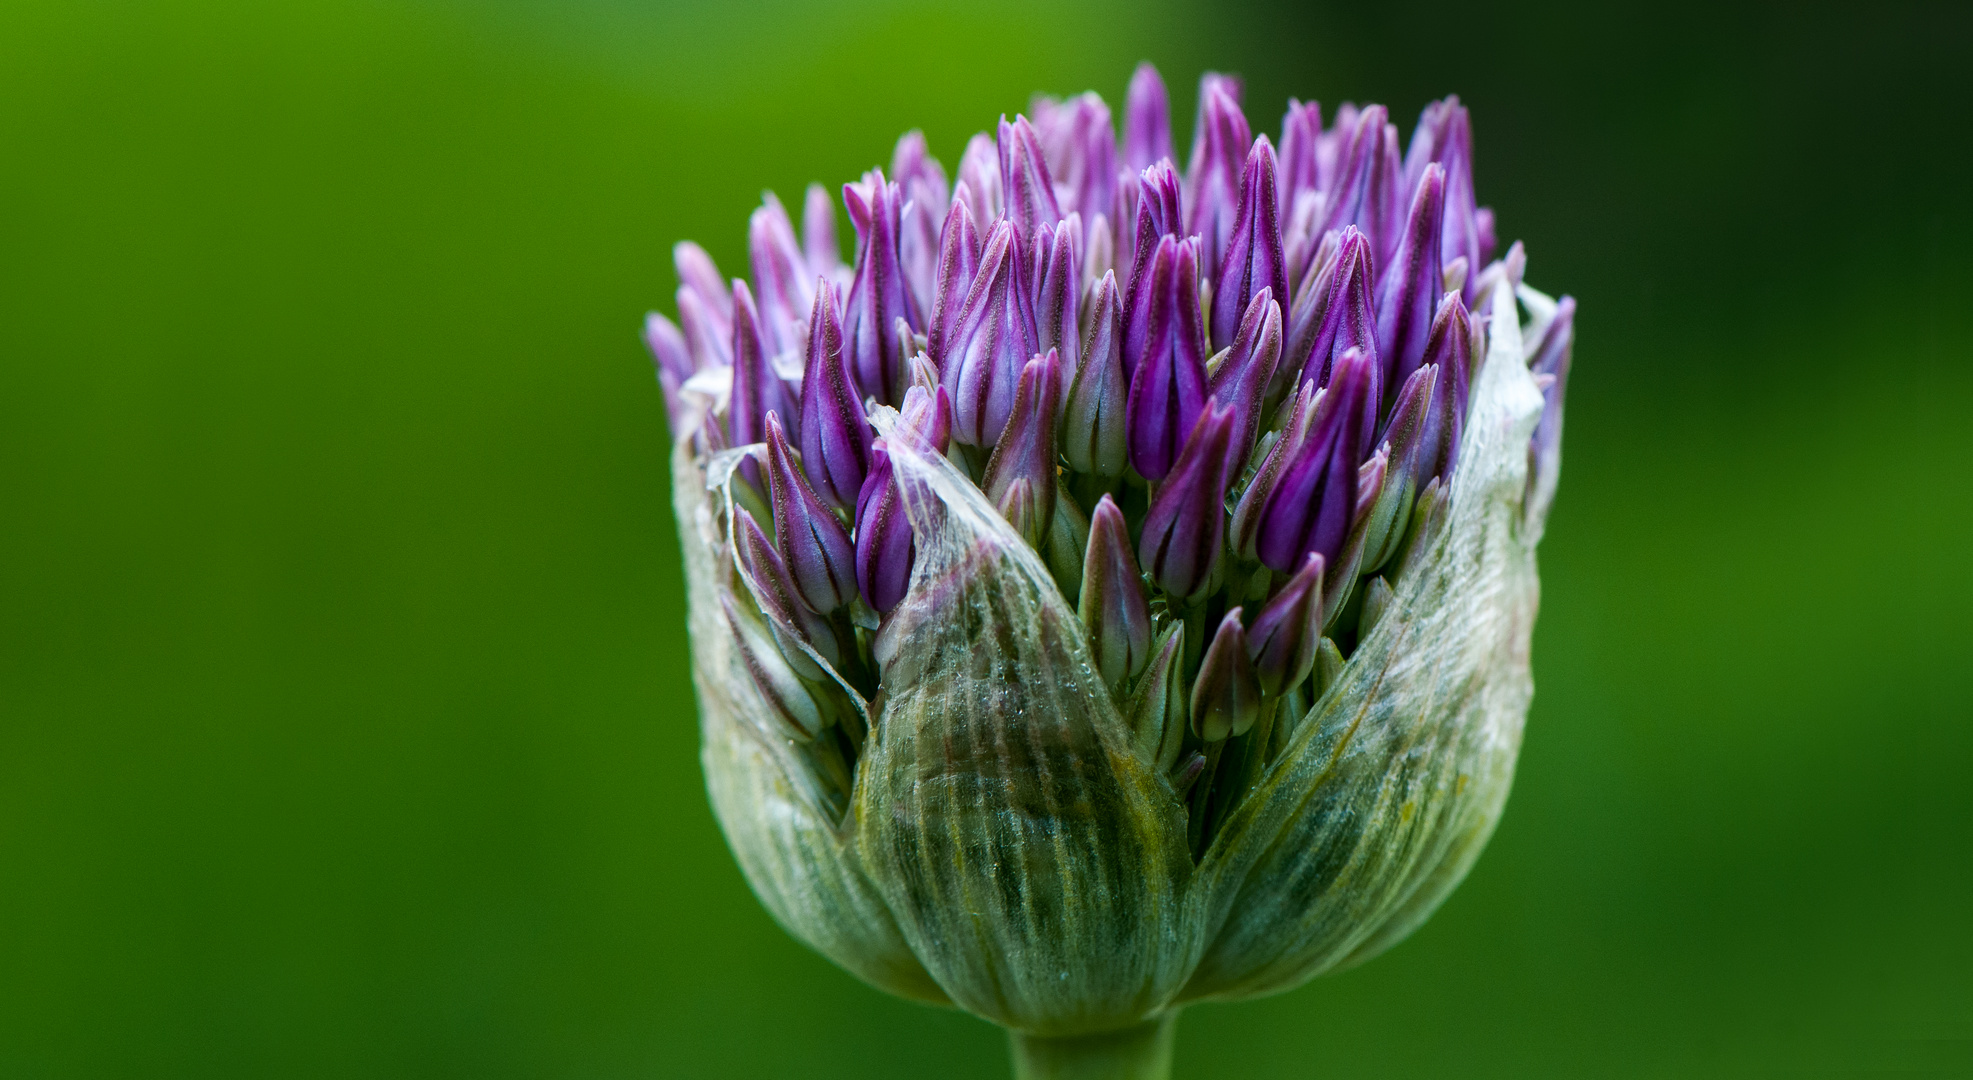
left=3, top=0, right=1969, bottom=1076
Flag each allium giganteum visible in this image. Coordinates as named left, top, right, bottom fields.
left=646, top=64, right=1575, bottom=1079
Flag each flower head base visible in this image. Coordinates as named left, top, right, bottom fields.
left=649, top=63, right=1574, bottom=1068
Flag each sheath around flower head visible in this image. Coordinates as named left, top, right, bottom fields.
left=647, top=62, right=1575, bottom=1075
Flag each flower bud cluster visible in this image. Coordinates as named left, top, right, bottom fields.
left=649, top=65, right=1574, bottom=845
left=649, top=64, right=1574, bottom=1035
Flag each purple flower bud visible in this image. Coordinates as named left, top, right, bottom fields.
left=675, top=283, right=731, bottom=372
left=1036, top=215, right=1083, bottom=374
left=999, top=115, right=1064, bottom=246
left=900, top=379, right=955, bottom=456
left=1281, top=224, right=1338, bottom=365
left=1353, top=443, right=1388, bottom=528
left=1403, top=97, right=1483, bottom=302
left=748, top=193, right=815, bottom=361
left=852, top=385, right=951, bottom=614
left=1082, top=211, right=1114, bottom=303
left=729, top=280, right=798, bottom=465
left=1111, top=166, right=1140, bottom=273
left=1416, top=292, right=1474, bottom=482
left=1256, top=348, right=1378, bottom=575
left=1247, top=552, right=1324, bottom=698
left=906, top=350, right=938, bottom=394
left=1122, top=162, right=1184, bottom=370
left=1527, top=295, right=1576, bottom=528
left=1316, top=105, right=1392, bottom=255
left=1229, top=378, right=1318, bottom=560
left=854, top=443, right=912, bottom=615
left=1374, top=163, right=1447, bottom=404
left=764, top=411, right=859, bottom=614
left=1139, top=400, right=1237, bottom=599
left=891, top=129, right=949, bottom=207
left=1379, top=364, right=1434, bottom=455
left=1291, top=226, right=1379, bottom=394
left=1442, top=256, right=1470, bottom=299
left=1033, top=92, right=1118, bottom=221
left=892, top=131, right=949, bottom=330
left=1277, top=98, right=1322, bottom=215
left=1363, top=118, right=1406, bottom=271
left=1136, top=157, right=1183, bottom=232
left=801, top=183, right=842, bottom=280
left=644, top=311, right=693, bottom=420
left=1078, top=494, right=1153, bottom=690
left=980, top=349, right=1063, bottom=546
left=1123, top=62, right=1173, bottom=173
left=1278, top=190, right=1325, bottom=290
left=1191, top=608, right=1261, bottom=742
left=1208, top=288, right=1284, bottom=471
left=843, top=171, right=922, bottom=408
left=1212, top=136, right=1288, bottom=352
left=1131, top=159, right=1184, bottom=256
left=1125, top=236, right=1209, bottom=482
left=1062, top=270, right=1128, bottom=480
left=1358, top=363, right=1438, bottom=574
left=925, top=199, right=982, bottom=363
left=1315, top=102, right=1356, bottom=189
left=938, top=220, right=1040, bottom=448
left=674, top=240, right=732, bottom=329
left=957, top=132, right=1003, bottom=229
left=1185, top=73, right=1250, bottom=274
left=1399, top=99, right=1447, bottom=206
left=796, top=281, right=873, bottom=511
left=736, top=507, right=841, bottom=673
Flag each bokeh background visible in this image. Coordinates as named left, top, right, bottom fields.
left=4, top=0, right=1970, bottom=1076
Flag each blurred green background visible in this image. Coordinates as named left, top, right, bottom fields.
left=3, top=0, right=1970, bottom=1076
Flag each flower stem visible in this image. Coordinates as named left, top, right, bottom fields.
left=1007, top=1014, right=1177, bottom=1080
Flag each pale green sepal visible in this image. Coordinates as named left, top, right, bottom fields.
left=1124, top=621, right=1188, bottom=771
left=1045, top=486, right=1091, bottom=604
left=854, top=425, right=1199, bottom=1035
left=671, top=433, right=949, bottom=1006
left=1176, top=279, right=1547, bottom=1002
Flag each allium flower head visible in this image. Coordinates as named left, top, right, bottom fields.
left=647, top=63, right=1575, bottom=1077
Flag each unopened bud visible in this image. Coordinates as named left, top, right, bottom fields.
left=1191, top=608, right=1261, bottom=742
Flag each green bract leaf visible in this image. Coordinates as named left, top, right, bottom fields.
left=853, top=421, right=1199, bottom=1035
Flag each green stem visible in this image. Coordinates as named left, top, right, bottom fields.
left=1008, top=1014, right=1177, bottom=1080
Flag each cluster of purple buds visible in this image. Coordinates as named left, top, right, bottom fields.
left=652, top=64, right=1577, bottom=1063
left=649, top=65, right=1573, bottom=845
